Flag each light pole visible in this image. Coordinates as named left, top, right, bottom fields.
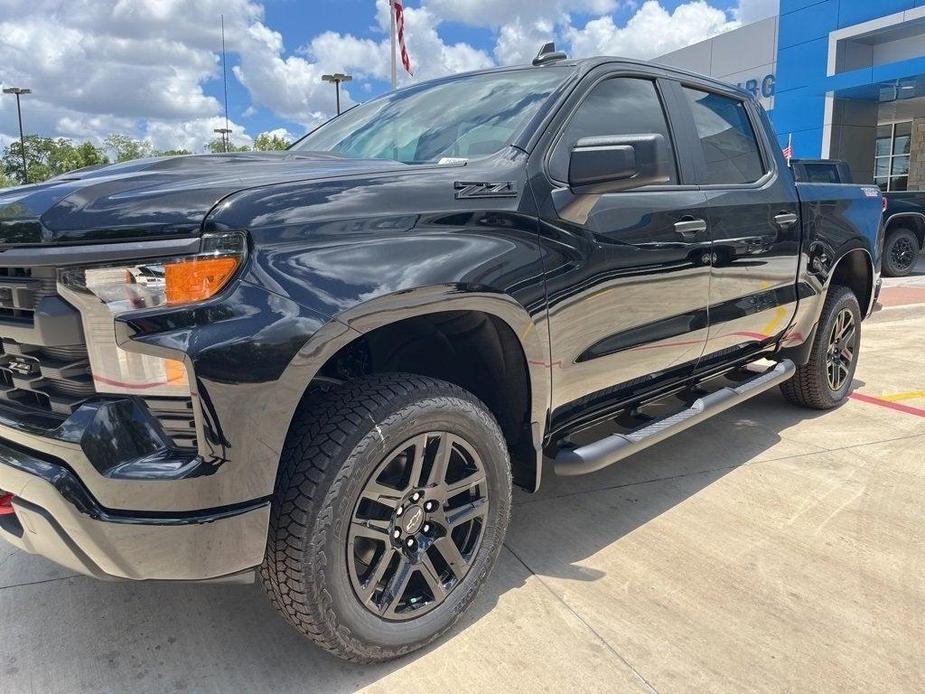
left=321, top=73, right=352, bottom=115
left=213, top=127, right=232, bottom=153
left=2, top=87, right=31, bottom=183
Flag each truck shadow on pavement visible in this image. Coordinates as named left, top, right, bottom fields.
left=0, top=389, right=843, bottom=692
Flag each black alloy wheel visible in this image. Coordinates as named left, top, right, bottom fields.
left=883, top=227, right=920, bottom=277
left=780, top=285, right=861, bottom=409
left=347, top=431, right=488, bottom=620
left=825, top=308, right=856, bottom=391
left=262, top=373, right=511, bottom=663
left=890, top=235, right=916, bottom=274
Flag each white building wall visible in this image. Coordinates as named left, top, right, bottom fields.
left=656, top=16, right=780, bottom=112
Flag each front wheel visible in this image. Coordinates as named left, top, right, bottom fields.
left=882, top=227, right=920, bottom=277
left=780, top=285, right=861, bottom=409
left=262, top=373, right=512, bottom=662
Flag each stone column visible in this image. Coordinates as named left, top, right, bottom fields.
left=908, top=118, right=925, bottom=192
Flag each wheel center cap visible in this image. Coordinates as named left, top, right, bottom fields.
left=402, top=505, right=424, bottom=534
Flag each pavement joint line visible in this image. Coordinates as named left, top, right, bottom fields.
left=0, top=573, right=82, bottom=592
left=501, top=544, right=660, bottom=694
left=516, top=432, right=923, bottom=507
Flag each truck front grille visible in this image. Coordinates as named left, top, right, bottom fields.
left=0, top=266, right=197, bottom=450
left=0, top=339, right=94, bottom=414
left=0, top=266, right=58, bottom=324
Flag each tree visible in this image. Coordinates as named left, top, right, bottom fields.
left=253, top=133, right=290, bottom=151
left=0, top=171, right=17, bottom=189
left=104, top=134, right=157, bottom=162
left=156, top=148, right=192, bottom=157
left=1, top=135, right=109, bottom=184
left=207, top=138, right=251, bottom=153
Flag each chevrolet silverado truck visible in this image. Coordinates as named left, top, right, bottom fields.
left=0, top=47, right=883, bottom=662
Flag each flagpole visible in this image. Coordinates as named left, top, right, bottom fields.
left=389, top=0, right=398, bottom=90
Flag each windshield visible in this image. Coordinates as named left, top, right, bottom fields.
left=291, top=68, right=572, bottom=164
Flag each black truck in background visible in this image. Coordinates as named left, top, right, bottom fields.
left=791, top=158, right=923, bottom=276
left=0, top=47, right=883, bottom=662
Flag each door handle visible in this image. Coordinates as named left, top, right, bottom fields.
left=773, top=212, right=799, bottom=229
left=674, top=217, right=707, bottom=238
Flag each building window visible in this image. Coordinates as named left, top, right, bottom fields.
left=875, top=122, right=911, bottom=192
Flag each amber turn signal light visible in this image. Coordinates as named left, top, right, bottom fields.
left=165, top=256, right=240, bottom=305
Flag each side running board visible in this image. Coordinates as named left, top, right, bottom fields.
left=553, top=359, right=796, bottom=477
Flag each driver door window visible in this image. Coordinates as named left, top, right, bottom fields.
left=548, top=78, right=678, bottom=185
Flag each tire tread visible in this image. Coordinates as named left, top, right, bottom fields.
left=261, top=372, right=510, bottom=662
left=780, top=285, right=860, bottom=410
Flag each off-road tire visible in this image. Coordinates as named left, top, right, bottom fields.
left=780, top=285, right=861, bottom=409
left=882, top=227, right=920, bottom=277
left=261, top=373, right=512, bottom=663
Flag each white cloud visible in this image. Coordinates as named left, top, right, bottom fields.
left=427, top=0, right=617, bottom=28
left=734, top=0, right=779, bottom=23
left=0, top=0, right=770, bottom=151
left=494, top=18, right=558, bottom=66
left=566, top=1, right=739, bottom=60
left=258, top=127, right=296, bottom=141
left=144, top=116, right=253, bottom=152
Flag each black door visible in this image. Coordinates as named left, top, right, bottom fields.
left=529, top=71, right=712, bottom=428
left=672, top=84, right=801, bottom=368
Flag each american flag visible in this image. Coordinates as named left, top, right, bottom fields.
left=394, top=1, right=413, bottom=75
left=782, top=133, right=793, bottom=161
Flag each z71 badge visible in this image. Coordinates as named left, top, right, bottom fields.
left=454, top=181, right=517, bottom=199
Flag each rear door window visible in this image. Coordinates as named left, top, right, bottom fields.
left=682, top=87, right=765, bottom=185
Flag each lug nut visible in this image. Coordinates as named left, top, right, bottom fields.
left=396, top=505, right=404, bottom=516
left=422, top=523, right=430, bottom=533
left=406, top=537, right=415, bottom=548
left=425, top=500, right=437, bottom=512
left=393, top=529, right=401, bottom=539
left=411, top=492, right=421, bottom=502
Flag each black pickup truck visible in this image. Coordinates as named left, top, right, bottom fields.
left=0, top=47, right=883, bottom=662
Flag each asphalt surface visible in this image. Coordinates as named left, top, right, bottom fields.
left=2, top=262, right=924, bottom=693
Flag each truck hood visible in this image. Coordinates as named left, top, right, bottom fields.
left=0, top=151, right=410, bottom=245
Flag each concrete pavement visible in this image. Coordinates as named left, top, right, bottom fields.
left=2, top=272, right=924, bottom=693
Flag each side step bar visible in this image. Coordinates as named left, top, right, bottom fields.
left=553, top=359, right=796, bottom=477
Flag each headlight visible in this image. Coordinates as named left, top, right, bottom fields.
left=58, top=231, right=246, bottom=397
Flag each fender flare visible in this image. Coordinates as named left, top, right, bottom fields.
left=781, top=245, right=875, bottom=365
left=273, top=287, right=552, bottom=491
left=884, top=212, right=925, bottom=248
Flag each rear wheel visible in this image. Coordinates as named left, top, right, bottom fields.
left=262, top=373, right=511, bottom=662
left=780, top=285, right=861, bottom=409
left=882, top=227, right=920, bottom=277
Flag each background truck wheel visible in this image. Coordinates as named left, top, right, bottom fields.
left=780, top=285, right=861, bottom=410
left=261, top=373, right=512, bottom=663
left=882, top=227, right=920, bottom=277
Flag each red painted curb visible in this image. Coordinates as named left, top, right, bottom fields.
left=849, top=391, right=925, bottom=418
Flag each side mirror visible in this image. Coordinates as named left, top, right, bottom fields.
left=568, top=133, right=670, bottom=194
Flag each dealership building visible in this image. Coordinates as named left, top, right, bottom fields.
left=658, top=0, right=925, bottom=191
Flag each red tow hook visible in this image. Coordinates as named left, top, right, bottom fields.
left=0, top=493, right=15, bottom=516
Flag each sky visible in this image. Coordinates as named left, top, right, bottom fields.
left=0, top=0, right=779, bottom=153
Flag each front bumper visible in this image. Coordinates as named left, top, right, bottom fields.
left=0, top=435, right=269, bottom=581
